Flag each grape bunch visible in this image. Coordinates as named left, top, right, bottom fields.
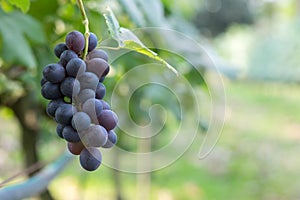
left=41, top=30, right=118, bottom=171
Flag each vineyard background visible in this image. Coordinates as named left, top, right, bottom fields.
left=0, top=0, right=300, bottom=199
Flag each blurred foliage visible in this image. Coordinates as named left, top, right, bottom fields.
left=1, top=0, right=300, bottom=199
left=194, top=0, right=254, bottom=37
left=213, top=0, right=300, bottom=82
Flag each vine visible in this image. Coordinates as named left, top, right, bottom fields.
left=76, top=0, right=90, bottom=60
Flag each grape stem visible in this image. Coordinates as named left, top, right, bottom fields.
left=76, top=0, right=89, bottom=60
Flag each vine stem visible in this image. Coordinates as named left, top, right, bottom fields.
left=76, top=0, right=89, bottom=60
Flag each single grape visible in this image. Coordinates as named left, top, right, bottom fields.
left=71, top=112, right=91, bottom=132
left=60, top=50, right=78, bottom=67
left=101, top=100, right=111, bottom=110
left=95, top=82, right=106, bottom=99
left=43, top=63, right=65, bottom=83
left=87, top=49, right=108, bottom=62
left=62, top=126, right=80, bottom=143
left=79, top=147, right=102, bottom=171
left=74, top=89, right=95, bottom=104
left=66, top=58, right=86, bottom=77
left=81, top=125, right=108, bottom=148
left=67, top=141, right=84, bottom=155
left=60, top=77, right=80, bottom=98
left=55, top=103, right=75, bottom=125
left=88, top=32, right=98, bottom=52
left=46, top=98, right=65, bottom=118
left=54, top=43, right=68, bottom=58
left=56, top=124, right=65, bottom=139
left=41, top=82, right=62, bottom=100
left=66, top=31, right=85, bottom=54
left=78, top=72, right=99, bottom=90
left=97, top=110, right=118, bottom=131
left=82, top=98, right=103, bottom=123
left=102, top=130, right=117, bottom=148
left=86, top=58, right=110, bottom=79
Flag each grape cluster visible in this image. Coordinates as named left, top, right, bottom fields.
left=41, top=31, right=118, bottom=171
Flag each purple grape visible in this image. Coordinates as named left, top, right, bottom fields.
left=88, top=32, right=98, bottom=52
left=43, top=63, right=65, bottom=83
left=66, top=58, right=86, bottom=77
left=101, top=100, right=111, bottom=110
left=66, top=31, right=85, bottom=54
left=55, top=103, right=75, bottom=125
left=46, top=98, right=65, bottom=118
left=79, top=147, right=102, bottom=171
left=41, top=77, right=47, bottom=86
left=71, top=112, right=91, bottom=132
left=97, top=110, right=118, bottom=131
left=87, top=49, right=108, bottom=62
left=54, top=43, right=68, bottom=58
left=86, top=58, right=110, bottom=79
left=75, top=89, right=95, bottom=104
left=41, top=82, right=62, bottom=100
left=102, top=130, right=117, bottom=148
left=60, top=50, right=78, bottom=67
left=95, top=82, right=106, bottom=99
left=62, top=126, right=80, bottom=143
left=67, top=141, right=84, bottom=155
left=78, top=72, right=99, bottom=90
left=60, top=77, right=80, bottom=98
left=56, top=123, right=65, bottom=139
left=80, top=125, right=108, bottom=147
left=82, top=98, right=103, bottom=123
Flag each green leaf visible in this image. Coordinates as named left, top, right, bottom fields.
left=103, top=7, right=178, bottom=75
left=7, top=0, right=30, bottom=13
left=0, top=10, right=46, bottom=68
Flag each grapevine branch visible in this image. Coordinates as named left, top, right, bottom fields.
left=76, top=0, right=90, bottom=60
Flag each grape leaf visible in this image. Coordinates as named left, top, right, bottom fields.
left=7, top=0, right=30, bottom=13
left=103, top=7, right=178, bottom=75
left=0, top=10, right=46, bottom=68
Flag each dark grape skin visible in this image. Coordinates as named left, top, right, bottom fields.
left=79, top=147, right=102, bottom=171
left=81, top=125, right=108, bottom=147
left=101, top=100, right=111, bottom=110
left=66, top=58, right=86, bottom=77
left=78, top=72, right=99, bottom=90
left=62, top=126, right=81, bottom=143
left=60, top=50, right=78, bottom=67
left=102, top=130, right=117, bottom=148
left=46, top=98, right=65, bottom=118
left=82, top=98, right=103, bottom=122
left=67, top=141, right=84, bottom=155
left=96, top=82, right=106, bottom=99
left=86, top=58, right=110, bottom=79
left=43, top=63, right=65, bottom=83
left=99, top=77, right=105, bottom=83
left=56, top=124, right=65, bottom=139
left=60, top=77, right=80, bottom=98
left=54, top=43, right=68, bottom=58
left=66, top=31, right=85, bottom=54
left=71, top=112, right=91, bottom=132
left=55, top=103, right=75, bottom=125
left=87, top=49, right=108, bottom=62
left=97, top=110, right=118, bottom=131
left=41, top=82, right=63, bottom=100
left=88, top=32, right=98, bottom=52
left=75, top=89, right=95, bottom=104
left=41, top=77, right=47, bottom=86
